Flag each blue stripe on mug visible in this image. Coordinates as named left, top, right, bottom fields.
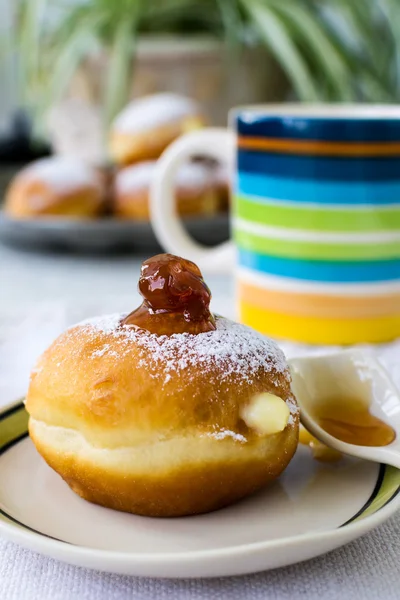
left=238, top=151, right=400, bottom=182
left=237, top=173, right=400, bottom=205
left=236, top=114, right=400, bottom=142
left=237, top=248, right=400, bottom=283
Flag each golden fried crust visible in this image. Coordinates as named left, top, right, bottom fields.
left=26, top=316, right=299, bottom=516
left=26, top=325, right=294, bottom=446
left=114, top=184, right=220, bottom=221
left=29, top=417, right=298, bottom=517
left=5, top=178, right=104, bottom=219
left=113, top=158, right=221, bottom=221
left=109, top=118, right=205, bottom=166
left=113, top=187, right=150, bottom=220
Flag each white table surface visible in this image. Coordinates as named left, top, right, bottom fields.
left=1, top=243, right=400, bottom=600
left=0, top=244, right=233, bottom=315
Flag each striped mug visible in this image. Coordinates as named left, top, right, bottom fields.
left=150, top=105, right=400, bottom=345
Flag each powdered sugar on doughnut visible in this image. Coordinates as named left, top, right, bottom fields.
left=22, top=157, right=100, bottom=194
left=213, top=162, right=231, bottom=187
left=286, top=398, right=299, bottom=424
left=115, top=162, right=155, bottom=195
left=115, top=160, right=211, bottom=195
left=113, top=93, right=200, bottom=134
left=76, top=314, right=292, bottom=395
left=205, top=429, right=247, bottom=443
left=175, top=162, right=212, bottom=192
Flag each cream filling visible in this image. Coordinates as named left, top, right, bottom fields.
left=240, top=393, right=290, bottom=435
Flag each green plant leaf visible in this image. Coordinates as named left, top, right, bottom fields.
left=48, top=21, right=98, bottom=104
left=326, top=0, right=394, bottom=94
left=373, top=0, right=400, bottom=99
left=215, top=0, right=243, bottom=44
left=103, top=18, right=136, bottom=127
left=270, top=1, right=356, bottom=101
left=241, top=0, right=320, bottom=101
left=15, top=0, right=400, bottom=130
left=17, top=0, right=48, bottom=104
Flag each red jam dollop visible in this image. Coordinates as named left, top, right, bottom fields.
left=121, top=253, right=216, bottom=335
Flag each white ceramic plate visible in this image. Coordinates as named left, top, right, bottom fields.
left=1, top=401, right=400, bottom=578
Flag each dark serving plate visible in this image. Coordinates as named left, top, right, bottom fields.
left=0, top=212, right=230, bottom=254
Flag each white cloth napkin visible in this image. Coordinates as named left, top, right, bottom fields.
left=0, top=304, right=69, bottom=408
left=1, top=305, right=400, bottom=599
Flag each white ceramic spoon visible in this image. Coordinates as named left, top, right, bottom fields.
left=289, top=349, right=400, bottom=469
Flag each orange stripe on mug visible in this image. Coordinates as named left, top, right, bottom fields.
left=238, top=281, right=400, bottom=318
left=238, top=137, right=400, bottom=157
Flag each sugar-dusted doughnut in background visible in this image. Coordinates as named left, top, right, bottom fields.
left=113, top=160, right=222, bottom=220
left=109, top=93, right=205, bottom=165
left=4, top=157, right=105, bottom=218
left=212, top=161, right=231, bottom=211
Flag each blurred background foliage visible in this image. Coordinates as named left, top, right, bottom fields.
left=14, top=0, right=400, bottom=129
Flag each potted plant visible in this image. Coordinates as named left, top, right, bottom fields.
left=15, top=0, right=398, bottom=153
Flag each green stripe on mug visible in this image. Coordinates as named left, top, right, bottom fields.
left=236, top=195, right=400, bottom=232
left=234, top=229, right=400, bottom=261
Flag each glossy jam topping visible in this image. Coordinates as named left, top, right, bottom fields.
left=314, top=396, right=396, bottom=447
left=122, top=253, right=216, bottom=335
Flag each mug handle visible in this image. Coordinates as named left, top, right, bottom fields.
left=150, top=128, right=235, bottom=273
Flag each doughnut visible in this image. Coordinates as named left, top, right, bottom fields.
left=26, top=254, right=299, bottom=517
left=212, top=161, right=231, bottom=211
left=4, top=157, right=105, bottom=219
left=109, top=93, right=205, bottom=166
left=113, top=160, right=221, bottom=220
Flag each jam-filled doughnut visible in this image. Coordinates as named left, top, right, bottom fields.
left=113, top=160, right=221, bottom=220
left=26, top=254, right=299, bottom=517
left=109, top=93, right=205, bottom=166
left=4, top=157, right=105, bottom=219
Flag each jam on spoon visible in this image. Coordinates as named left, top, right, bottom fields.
left=314, top=395, right=396, bottom=447
left=122, top=253, right=216, bottom=335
